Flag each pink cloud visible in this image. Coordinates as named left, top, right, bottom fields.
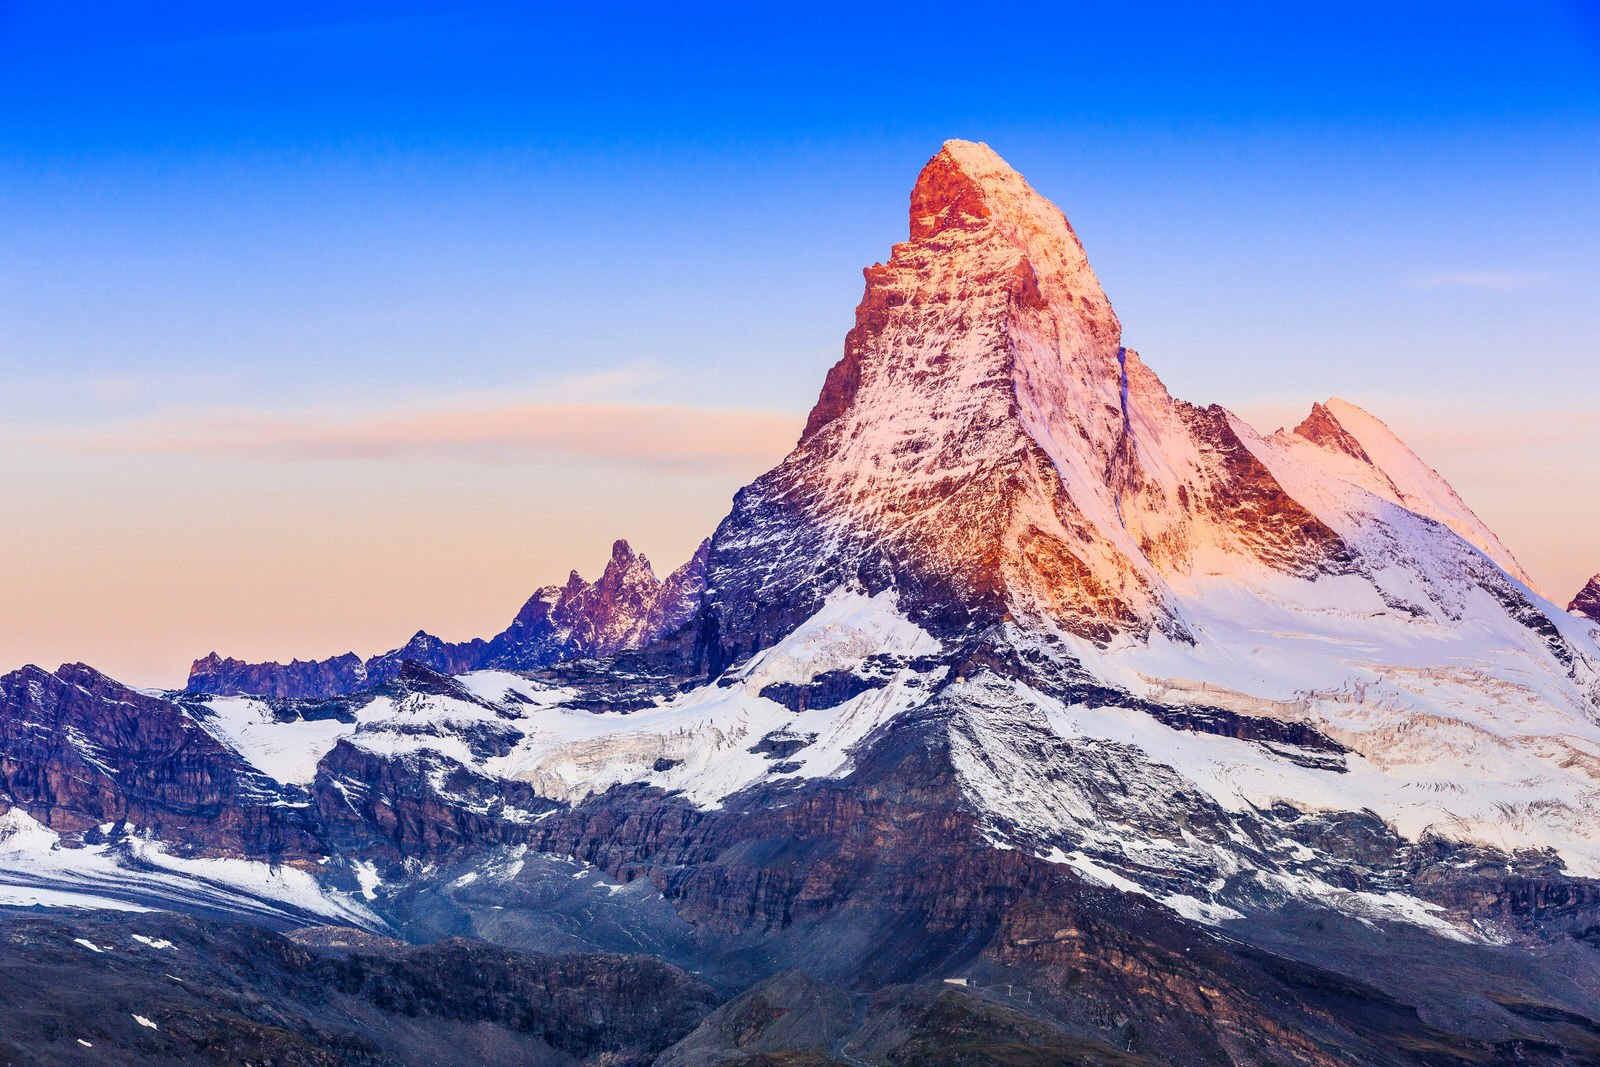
left=44, top=401, right=806, bottom=474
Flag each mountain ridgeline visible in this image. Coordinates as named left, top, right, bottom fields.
left=6, top=141, right=1600, bottom=1064
left=187, top=538, right=709, bottom=699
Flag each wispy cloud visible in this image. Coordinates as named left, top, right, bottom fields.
left=1404, top=270, right=1551, bottom=293
left=37, top=399, right=805, bottom=474
left=549, top=363, right=667, bottom=398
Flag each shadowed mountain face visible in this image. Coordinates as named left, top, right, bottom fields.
left=5, top=141, right=1600, bottom=1064
left=0, top=664, right=325, bottom=863
left=1571, top=575, right=1600, bottom=622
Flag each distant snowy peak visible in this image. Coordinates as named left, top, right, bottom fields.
left=1292, top=401, right=1376, bottom=463
left=1273, top=397, right=1535, bottom=590
left=1571, top=575, right=1600, bottom=621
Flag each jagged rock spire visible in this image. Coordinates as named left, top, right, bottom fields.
left=1571, top=575, right=1600, bottom=621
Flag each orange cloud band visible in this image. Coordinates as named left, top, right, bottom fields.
left=40, top=401, right=807, bottom=474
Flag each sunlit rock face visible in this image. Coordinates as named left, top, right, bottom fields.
left=699, top=142, right=1568, bottom=680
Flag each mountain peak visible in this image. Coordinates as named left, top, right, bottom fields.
left=907, top=141, right=1111, bottom=315
left=801, top=141, right=1120, bottom=444
left=728, top=141, right=1358, bottom=657
left=909, top=139, right=1017, bottom=239
left=1292, top=400, right=1375, bottom=464
left=1571, top=575, right=1600, bottom=621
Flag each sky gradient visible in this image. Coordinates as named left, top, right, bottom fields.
left=3, top=2, right=1598, bottom=686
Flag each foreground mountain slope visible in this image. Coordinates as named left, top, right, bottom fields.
left=4, top=140, right=1600, bottom=1063
left=0, top=910, right=715, bottom=1065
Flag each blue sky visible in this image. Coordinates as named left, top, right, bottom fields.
left=3, top=2, right=1597, bottom=684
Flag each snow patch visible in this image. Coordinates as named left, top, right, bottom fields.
left=195, top=697, right=354, bottom=785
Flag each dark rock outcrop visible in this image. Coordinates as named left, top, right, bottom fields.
left=188, top=651, right=367, bottom=702
left=1570, top=575, right=1600, bottom=621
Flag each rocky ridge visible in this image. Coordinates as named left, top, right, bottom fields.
left=1570, top=574, right=1600, bottom=622
left=188, top=538, right=708, bottom=699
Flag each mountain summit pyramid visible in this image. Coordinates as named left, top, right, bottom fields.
left=700, top=141, right=1577, bottom=692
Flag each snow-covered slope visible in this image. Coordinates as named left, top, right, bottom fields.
left=225, top=590, right=942, bottom=811
left=0, top=807, right=375, bottom=926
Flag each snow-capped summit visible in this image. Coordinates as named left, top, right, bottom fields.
left=702, top=141, right=1572, bottom=691
left=706, top=143, right=1339, bottom=668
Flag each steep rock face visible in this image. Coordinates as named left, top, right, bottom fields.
left=547, top=538, right=707, bottom=658
left=697, top=141, right=1353, bottom=674
left=313, top=739, right=554, bottom=862
left=187, top=538, right=709, bottom=699
left=0, top=664, right=321, bottom=861
left=1571, top=575, right=1600, bottom=621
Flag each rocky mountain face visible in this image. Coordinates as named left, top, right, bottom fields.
left=0, top=663, right=324, bottom=864
left=188, top=538, right=708, bottom=699
left=1571, top=574, right=1600, bottom=621
left=7, top=141, right=1600, bottom=1063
